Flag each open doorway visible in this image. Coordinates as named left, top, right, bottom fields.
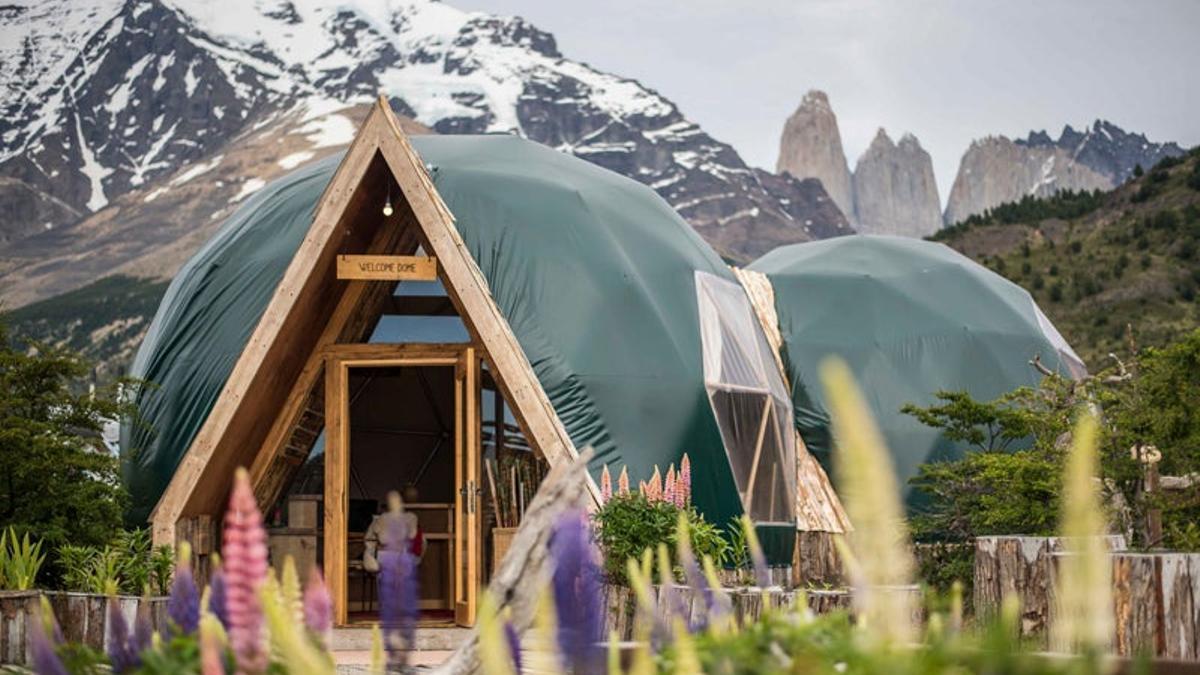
left=323, top=345, right=482, bottom=627
left=344, top=363, right=457, bottom=624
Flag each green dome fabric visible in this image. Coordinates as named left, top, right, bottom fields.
left=121, top=135, right=774, bottom=550
left=749, top=235, right=1085, bottom=494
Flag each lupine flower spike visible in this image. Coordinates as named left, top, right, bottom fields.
left=223, top=467, right=269, bottom=674
left=209, top=564, right=230, bottom=630
left=600, top=464, right=612, bottom=502
left=280, top=556, right=304, bottom=626
left=740, top=515, right=772, bottom=590
left=549, top=511, right=603, bottom=674
left=200, top=614, right=226, bottom=675
left=169, top=541, right=200, bottom=636
left=30, top=607, right=67, bottom=675
left=663, top=464, right=677, bottom=506
left=647, top=466, right=663, bottom=501
left=502, top=609, right=522, bottom=675
left=676, top=512, right=712, bottom=630
left=617, top=466, right=630, bottom=496
left=1052, top=413, right=1113, bottom=654
left=821, top=358, right=916, bottom=646
left=679, top=453, right=692, bottom=506
left=303, top=567, right=333, bottom=649
left=261, top=581, right=332, bottom=675
left=478, top=594, right=517, bottom=675
left=107, top=597, right=141, bottom=673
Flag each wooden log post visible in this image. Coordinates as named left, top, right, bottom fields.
left=1049, top=551, right=1200, bottom=659
left=794, top=530, right=843, bottom=587
left=974, top=535, right=1126, bottom=639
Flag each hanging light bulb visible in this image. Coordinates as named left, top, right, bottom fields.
left=382, top=184, right=394, bottom=217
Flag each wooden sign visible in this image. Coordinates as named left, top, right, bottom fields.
left=336, top=255, right=437, bottom=281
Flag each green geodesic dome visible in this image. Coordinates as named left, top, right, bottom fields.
left=749, top=235, right=1086, bottom=494
left=121, top=134, right=797, bottom=560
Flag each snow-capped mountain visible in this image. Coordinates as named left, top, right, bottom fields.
left=944, top=121, right=1184, bottom=225
left=0, top=0, right=849, bottom=298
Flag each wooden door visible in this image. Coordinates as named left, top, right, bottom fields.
left=454, top=347, right=481, bottom=626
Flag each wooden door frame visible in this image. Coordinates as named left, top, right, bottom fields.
left=323, top=342, right=478, bottom=627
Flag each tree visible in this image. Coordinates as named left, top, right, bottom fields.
left=0, top=318, right=133, bottom=551
left=900, top=390, right=1035, bottom=453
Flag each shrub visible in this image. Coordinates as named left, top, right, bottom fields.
left=58, top=529, right=173, bottom=595
left=592, top=493, right=731, bottom=584
left=0, top=527, right=47, bottom=590
left=910, top=450, right=1061, bottom=540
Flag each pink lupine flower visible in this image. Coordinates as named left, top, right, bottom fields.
left=638, top=480, right=647, bottom=497
left=679, top=454, right=692, bottom=506
left=600, top=465, right=612, bottom=503
left=303, top=567, right=333, bottom=649
left=223, top=468, right=269, bottom=674
left=647, top=466, right=663, bottom=502
left=617, top=466, right=630, bottom=496
left=664, top=465, right=677, bottom=507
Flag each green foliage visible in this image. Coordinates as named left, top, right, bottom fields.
left=658, top=605, right=1101, bottom=675
left=0, top=317, right=137, bottom=574
left=0, top=527, right=47, bottom=590
left=58, top=529, right=173, bottom=595
left=592, top=494, right=732, bottom=583
left=906, top=331, right=1200, bottom=551
left=910, top=450, right=1061, bottom=540
left=1112, top=330, right=1200, bottom=475
left=934, top=188, right=1106, bottom=240
left=914, top=543, right=974, bottom=603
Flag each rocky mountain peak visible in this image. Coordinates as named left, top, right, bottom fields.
left=869, top=127, right=894, bottom=148
left=852, top=127, right=942, bottom=237
left=946, top=120, right=1184, bottom=225
left=776, top=89, right=855, bottom=224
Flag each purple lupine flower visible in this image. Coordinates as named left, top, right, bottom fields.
left=107, top=598, right=141, bottom=673
left=169, top=560, right=200, bottom=636
left=209, top=566, right=229, bottom=630
left=379, top=516, right=419, bottom=670
left=677, top=534, right=713, bottom=631
left=30, top=615, right=67, bottom=675
left=303, top=567, right=333, bottom=648
left=550, top=511, right=603, bottom=674
left=503, top=617, right=522, bottom=674
left=223, top=468, right=269, bottom=674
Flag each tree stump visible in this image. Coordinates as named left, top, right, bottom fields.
left=806, top=588, right=853, bottom=615
left=974, top=535, right=1126, bottom=639
left=1048, top=551, right=1200, bottom=659
left=794, top=531, right=842, bottom=587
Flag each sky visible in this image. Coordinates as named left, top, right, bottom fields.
left=453, top=0, right=1200, bottom=205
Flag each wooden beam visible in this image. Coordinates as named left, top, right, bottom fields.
left=324, top=359, right=349, bottom=626
left=320, top=342, right=467, bottom=361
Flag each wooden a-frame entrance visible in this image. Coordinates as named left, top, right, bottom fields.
left=147, top=98, right=597, bottom=627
